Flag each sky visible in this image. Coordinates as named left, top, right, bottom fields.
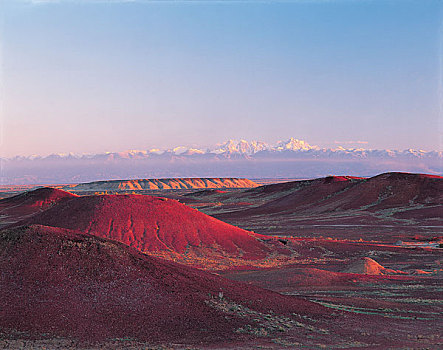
left=1, top=0, right=442, bottom=157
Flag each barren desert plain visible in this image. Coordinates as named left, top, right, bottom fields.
left=0, top=172, right=442, bottom=349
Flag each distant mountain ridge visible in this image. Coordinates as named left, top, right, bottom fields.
left=63, top=178, right=258, bottom=191
left=2, top=138, right=442, bottom=184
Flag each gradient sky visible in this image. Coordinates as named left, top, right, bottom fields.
left=1, top=0, right=442, bottom=157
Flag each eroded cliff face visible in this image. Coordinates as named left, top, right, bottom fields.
left=63, top=177, right=259, bottom=191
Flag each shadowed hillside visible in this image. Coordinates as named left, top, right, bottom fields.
left=224, top=173, right=442, bottom=216
left=0, top=224, right=327, bottom=345
left=0, top=188, right=77, bottom=227
left=207, top=173, right=443, bottom=235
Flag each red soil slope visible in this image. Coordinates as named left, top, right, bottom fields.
left=221, top=172, right=443, bottom=217
left=249, top=175, right=362, bottom=196
left=223, top=266, right=412, bottom=291
left=21, top=193, right=274, bottom=264
left=0, top=224, right=325, bottom=344
left=326, top=172, right=443, bottom=211
left=0, top=188, right=77, bottom=225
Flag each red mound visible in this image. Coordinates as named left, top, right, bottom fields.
left=21, top=193, right=273, bottom=263
left=342, top=257, right=404, bottom=275
left=0, top=188, right=77, bottom=224
left=0, top=225, right=324, bottom=344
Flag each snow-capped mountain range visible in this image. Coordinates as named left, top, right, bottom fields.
left=4, top=138, right=441, bottom=161
left=1, top=138, right=441, bottom=185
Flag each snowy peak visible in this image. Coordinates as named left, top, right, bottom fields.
left=211, top=138, right=316, bottom=155
left=275, top=138, right=318, bottom=151
left=212, top=139, right=271, bottom=155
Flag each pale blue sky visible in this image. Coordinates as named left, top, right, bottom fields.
left=1, top=0, right=442, bottom=156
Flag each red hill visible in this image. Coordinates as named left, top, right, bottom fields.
left=341, top=257, right=405, bottom=275
left=222, top=172, right=443, bottom=216
left=21, top=193, right=276, bottom=268
left=223, top=175, right=364, bottom=217
left=320, top=172, right=443, bottom=212
left=0, top=188, right=77, bottom=225
left=0, top=224, right=325, bottom=344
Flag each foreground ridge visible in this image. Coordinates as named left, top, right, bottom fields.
left=0, top=224, right=326, bottom=345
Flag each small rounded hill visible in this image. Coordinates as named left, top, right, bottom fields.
left=0, top=187, right=77, bottom=223
left=21, top=191, right=274, bottom=266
